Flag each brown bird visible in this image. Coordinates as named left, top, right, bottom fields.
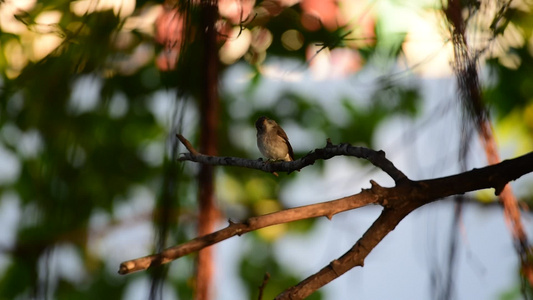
left=255, top=116, right=294, bottom=162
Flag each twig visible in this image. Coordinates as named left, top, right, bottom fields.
left=258, top=272, right=271, bottom=300
left=176, top=134, right=199, bottom=156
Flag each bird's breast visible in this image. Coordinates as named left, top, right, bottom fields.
left=257, top=133, right=290, bottom=161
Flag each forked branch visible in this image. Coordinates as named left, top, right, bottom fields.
left=118, top=136, right=533, bottom=299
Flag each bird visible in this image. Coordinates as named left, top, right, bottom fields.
left=255, top=116, right=295, bottom=162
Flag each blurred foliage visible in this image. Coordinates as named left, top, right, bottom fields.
left=239, top=237, right=322, bottom=300
left=0, top=0, right=531, bottom=299
left=485, top=45, right=533, bottom=118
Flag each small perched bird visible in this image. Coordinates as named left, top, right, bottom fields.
left=255, top=116, right=294, bottom=162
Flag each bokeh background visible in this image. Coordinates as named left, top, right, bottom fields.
left=0, top=0, right=533, bottom=299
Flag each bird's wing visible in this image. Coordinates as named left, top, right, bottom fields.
left=277, top=127, right=294, bottom=161
left=276, top=126, right=289, bottom=140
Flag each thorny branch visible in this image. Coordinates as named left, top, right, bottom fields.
left=119, top=135, right=533, bottom=299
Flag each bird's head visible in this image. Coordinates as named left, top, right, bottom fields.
left=255, top=116, right=278, bottom=133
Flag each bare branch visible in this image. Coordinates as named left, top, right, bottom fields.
left=275, top=151, right=533, bottom=299
left=118, top=189, right=380, bottom=275
left=122, top=132, right=533, bottom=299
left=119, top=151, right=533, bottom=279
left=276, top=208, right=409, bottom=300
left=176, top=134, right=408, bottom=184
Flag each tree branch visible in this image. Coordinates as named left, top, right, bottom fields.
left=118, top=188, right=380, bottom=275
left=276, top=207, right=410, bottom=299
left=119, top=151, right=533, bottom=282
left=275, top=152, right=533, bottom=299
left=176, top=134, right=408, bottom=184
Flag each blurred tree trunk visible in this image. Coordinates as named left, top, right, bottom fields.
left=196, top=0, right=220, bottom=299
